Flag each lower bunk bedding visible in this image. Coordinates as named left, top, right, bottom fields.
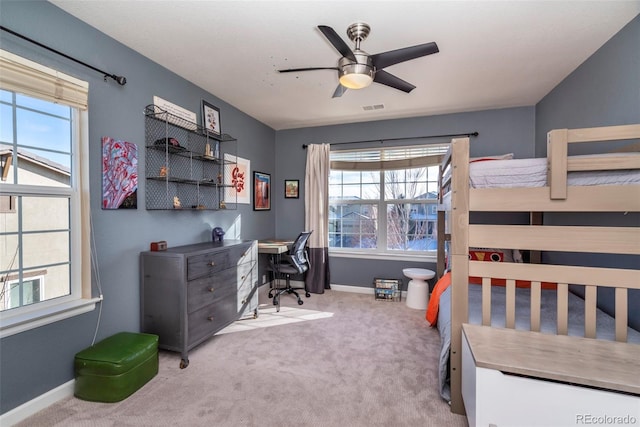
left=433, top=281, right=640, bottom=402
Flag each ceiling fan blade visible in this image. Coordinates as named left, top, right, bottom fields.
left=318, top=25, right=357, bottom=62
left=371, top=42, right=439, bottom=69
left=373, top=70, right=416, bottom=93
left=332, top=84, right=348, bottom=98
left=278, top=67, right=338, bottom=73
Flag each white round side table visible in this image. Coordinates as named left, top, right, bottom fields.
left=403, top=268, right=435, bottom=310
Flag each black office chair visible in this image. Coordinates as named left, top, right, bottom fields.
left=267, top=231, right=313, bottom=310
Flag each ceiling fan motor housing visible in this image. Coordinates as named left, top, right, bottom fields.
left=338, top=52, right=374, bottom=89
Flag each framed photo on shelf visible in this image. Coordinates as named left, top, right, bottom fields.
left=201, top=100, right=221, bottom=137
left=253, top=171, right=271, bottom=211
left=284, top=179, right=299, bottom=199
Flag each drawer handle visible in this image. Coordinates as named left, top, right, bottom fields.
left=208, top=261, right=215, bottom=266
left=207, top=316, right=214, bottom=321
left=241, top=275, right=245, bottom=280
left=208, top=287, right=215, bottom=293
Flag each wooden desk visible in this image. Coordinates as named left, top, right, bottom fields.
left=257, top=241, right=291, bottom=254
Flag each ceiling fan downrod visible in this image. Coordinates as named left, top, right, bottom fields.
left=346, top=22, right=370, bottom=51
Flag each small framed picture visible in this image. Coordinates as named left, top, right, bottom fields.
left=253, top=171, right=271, bottom=211
left=202, top=100, right=221, bottom=137
left=285, top=179, right=299, bottom=199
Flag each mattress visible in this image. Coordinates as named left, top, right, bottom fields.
left=436, top=284, right=640, bottom=402
left=468, top=153, right=640, bottom=189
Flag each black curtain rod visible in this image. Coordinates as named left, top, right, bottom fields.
left=302, top=131, right=478, bottom=149
left=0, top=25, right=127, bottom=86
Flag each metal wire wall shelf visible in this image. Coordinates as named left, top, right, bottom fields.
left=144, top=104, right=237, bottom=210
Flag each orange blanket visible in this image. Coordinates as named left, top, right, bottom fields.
left=425, top=272, right=556, bottom=326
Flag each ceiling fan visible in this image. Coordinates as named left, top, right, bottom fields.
left=278, top=22, right=439, bottom=98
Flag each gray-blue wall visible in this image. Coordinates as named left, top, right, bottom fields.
left=0, top=1, right=276, bottom=414
left=535, top=15, right=640, bottom=331
left=274, top=107, right=535, bottom=288
left=1, top=1, right=638, bottom=416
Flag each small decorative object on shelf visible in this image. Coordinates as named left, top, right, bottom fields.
left=204, top=143, right=213, bottom=158
left=374, top=278, right=402, bottom=302
left=144, top=104, right=238, bottom=210
left=150, top=241, right=167, bottom=251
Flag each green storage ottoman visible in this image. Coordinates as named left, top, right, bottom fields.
left=74, top=332, right=159, bottom=402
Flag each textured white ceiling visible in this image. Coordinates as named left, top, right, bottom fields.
left=49, top=0, right=639, bottom=130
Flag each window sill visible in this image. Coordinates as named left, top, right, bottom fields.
left=329, top=250, right=436, bottom=263
left=0, top=297, right=102, bottom=339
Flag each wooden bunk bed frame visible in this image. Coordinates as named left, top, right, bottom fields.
left=436, top=124, right=640, bottom=418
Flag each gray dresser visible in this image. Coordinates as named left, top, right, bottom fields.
left=140, top=239, right=258, bottom=368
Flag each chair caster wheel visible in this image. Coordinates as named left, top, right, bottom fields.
left=298, top=299, right=304, bottom=305
left=268, top=292, right=273, bottom=298
left=305, top=292, right=311, bottom=298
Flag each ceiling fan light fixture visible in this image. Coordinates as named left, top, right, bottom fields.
left=338, top=56, right=374, bottom=89
left=339, top=71, right=373, bottom=89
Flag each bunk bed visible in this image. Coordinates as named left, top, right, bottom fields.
left=434, top=124, right=640, bottom=425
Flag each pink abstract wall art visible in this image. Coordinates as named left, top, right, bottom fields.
left=102, top=136, right=138, bottom=209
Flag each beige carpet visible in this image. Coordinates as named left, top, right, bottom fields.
left=16, top=288, right=467, bottom=427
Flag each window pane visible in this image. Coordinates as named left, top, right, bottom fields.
left=2, top=265, right=69, bottom=311
left=14, top=148, right=71, bottom=186
left=22, top=196, right=70, bottom=231
left=17, top=107, right=71, bottom=158
left=7, top=278, right=41, bottom=309
left=0, top=89, right=12, bottom=103
left=387, top=202, right=437, bottom=251
left=40, top=264, right=70, bottom=300
left=329, top=204, right=378, bottom=249
left=16, top=94, right=71, bottom=118
left=1, top=103, right=13, bottom=143
left=23, top=231, right=69, bottom=269
left=0, top=234, right=19, bottom=273
left=385, top=168, right=431, bottom=200
left=329, top=171, right=379, bottom=200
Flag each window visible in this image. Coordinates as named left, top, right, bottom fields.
left=0, top=49, right=94, bottom=337
left=329, top=144, right=447, bottom=257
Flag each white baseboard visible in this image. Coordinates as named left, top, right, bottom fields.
left=1, top=379, right=74, bottom=426
left=330, top=283, right=375, bottom=294
left=265, top=281, right=408, bottom=298
left=331, top=283, right=408, bottom=299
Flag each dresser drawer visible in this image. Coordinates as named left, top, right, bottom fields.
left=187, top=268, right=236, bottom=313
left=187, top=250, right=230, bottom=281
left=187, top=299, right=236, bottom=346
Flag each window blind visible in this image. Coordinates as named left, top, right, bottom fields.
left=330, top=144, right=449, bottom=171
left=0, top=49, right=89, bottom=110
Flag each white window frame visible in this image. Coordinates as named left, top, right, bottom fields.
left=0, top=50, right=99, bottom=338
left=329, top=144, right=447, bottom=262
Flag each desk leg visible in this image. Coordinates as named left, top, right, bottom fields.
left=267, top=253, right=282, bottom=312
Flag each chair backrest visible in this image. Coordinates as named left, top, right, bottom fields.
left=288, top=231, right=313, bottom=273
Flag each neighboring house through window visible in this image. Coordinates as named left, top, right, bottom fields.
left=329, top=144, right=448, bottom=258
left=0, top=49, right=95, bottom=337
